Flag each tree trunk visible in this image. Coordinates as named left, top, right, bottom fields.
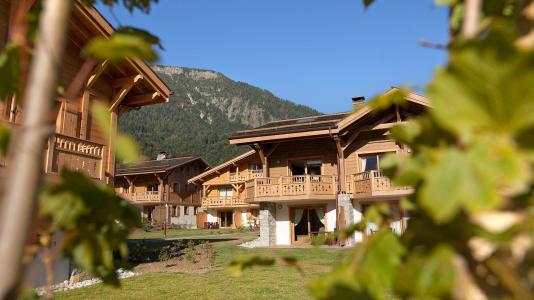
left=0, top=0, right=73, bottom=298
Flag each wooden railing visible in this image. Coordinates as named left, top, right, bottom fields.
left=201, top=196, right=247, bottom=208
left=0, top=120, right=106, bottom=180
left=49, top=134, right=106, bottom=179
left=350, top=170, right=412, bottom=197
left=120, top=191, right=163, bottom=202
left=229, top=169, right=264, bottom=182
left=245, top=175, right=337, bottom=201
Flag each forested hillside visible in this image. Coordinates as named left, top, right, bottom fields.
left=119, top=66, right=320, bottom=165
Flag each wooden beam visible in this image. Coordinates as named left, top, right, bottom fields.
left=342, top=130, right=360, bottom=152
left=108, top=75, right=143, bottom=112
left=64, top=58, right=97, bottom=99
left=125, top=92, right=162, bottom=106
left=86, top=60, right=109, bottom=89
left=265, top=143, right=280, bottom=157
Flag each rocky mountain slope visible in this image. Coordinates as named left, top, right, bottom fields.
left=119, top=66, right=320, bottom=165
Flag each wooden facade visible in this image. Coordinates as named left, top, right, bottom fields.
left=188, top=151, right=260, bottom=229
left=225, top=89, right=429, bottom=245
left=115, top=156, right=210, bottom=226
left=0, top=0, right=171, bottom=184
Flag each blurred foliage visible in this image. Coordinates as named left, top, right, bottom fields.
left=92, top=101, right=140, bottom=163
left=0, top=0, right=159, bottom=292
left=39, top=170, right=141, bottom=285
left=305, top=1, right=534, bottom=299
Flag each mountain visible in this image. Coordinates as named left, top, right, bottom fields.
left=118, top=66, right=320, bottom=165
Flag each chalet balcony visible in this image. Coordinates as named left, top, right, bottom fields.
left=348, top=170, right=413, bottom=199
left=0, top=121, right=106, bottom=180
left=245, top=175, right=337, bottom=202
left=201, top=196, right=250, bottom=208
left=119, top=191, right=163, bottom=203
left=229, top=169, right=264, bottom=182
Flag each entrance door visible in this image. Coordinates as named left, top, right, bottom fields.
left=291, top=207, right=326, bottom=243
left=219, top=211, right=233, bottom=228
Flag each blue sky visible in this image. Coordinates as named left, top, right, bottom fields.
left=97, top=0, right=448, bottom=113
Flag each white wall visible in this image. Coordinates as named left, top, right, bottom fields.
left=207, top=209, right=218, bottom=223
left=275, top=203, right=291, bottom=245
left=326, top=202, right=337, bottom=232
left=353, top=200, right=363, bottom=243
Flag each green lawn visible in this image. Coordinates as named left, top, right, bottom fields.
left=128, top=228, right=245, bottom=240
left=56, top=243, right=347, bottom=300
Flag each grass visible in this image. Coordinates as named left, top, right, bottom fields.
left=56, top=240, right=348, bottom=300
left=129, top=228, right=244, bottom=240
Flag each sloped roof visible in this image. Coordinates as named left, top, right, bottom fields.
left=188, top=150, right=257, bottom=184
left=229, top=88, right=430, bottom=144
left=116, top=156, right=209, bottom=176
left=229, top=113, right=346, bottom=140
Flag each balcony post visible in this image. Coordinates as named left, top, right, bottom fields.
left=370, top=171, right=375, bottom=193
left=44, top=135, right=55, bottom=173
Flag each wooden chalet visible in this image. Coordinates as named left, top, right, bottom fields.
left=188, top=150, right=261, bottom=229
left=0, top=0, right=171, bottom=286
left=226, top=88, right=429, bottom=246
left=115, top=154, right=210, bottom=227
left=0, top=0, right=171, bottom=185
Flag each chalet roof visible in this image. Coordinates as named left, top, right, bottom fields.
left=72, top=2, right=171, bottom=107
left=229, top=113, right=347, bottom=140
left=188, top=150, right=257, bottom=184
left=229, top=87, right=430, bottom=145
left=116, top=156, right=209, bottom=176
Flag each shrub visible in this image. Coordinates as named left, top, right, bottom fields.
left=185, top=240, right=197, bottom=263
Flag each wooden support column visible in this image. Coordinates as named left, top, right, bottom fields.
left=125, top=175, right=136, bottom=193
left=44, top=135, right=55, bottom=173
left=334, top=136, right=346, bottom=192
left=106, top=108, right=118, bottom=185
left=79, top=90, right=90, bottom=139
left=254, top=144, right=268, bottom=177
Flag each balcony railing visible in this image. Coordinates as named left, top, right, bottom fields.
left=229, top=169, right=264, bottom=182
left=201, top=196, right=247, bottom=208
left=1, top=120, right=106, bottom=180
left=350, top=170, right=412, bottom=198
left=245, top=175, right=337, bottom=202
left=49, top=134, right=106, bottom=179
left=120, top=191, right=162, bottom=203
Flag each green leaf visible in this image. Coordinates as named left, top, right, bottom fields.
left=368, top=88, right=407, bottom=111
left=0, top=43, right=20, bottom=99
left=40, top=170, right=141, bottom=285
left=83, top=32, right=158, bottom=63
left=419, top=137, right=531, bottom=223
left=116, top=26, right=163, bottom=50
left=116, top=135, right=140, bottom=163
left=428, top=29, right=534, bottom=142
left=395, top=245, right=456, bottom=298
left=0, top=125, right=10, bottom=155
left=363, top=0, right=376, bottom=8
left=309, top=230, right=405, bottom=300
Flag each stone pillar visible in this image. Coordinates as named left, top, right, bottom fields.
left=259, top=202, right=276, bottom=246
left=337, top=193, right=355, bottom=246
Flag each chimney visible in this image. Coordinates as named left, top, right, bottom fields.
left=156, top=152, right=167, bottom=160
left=352, top=96, right=365, bottom=110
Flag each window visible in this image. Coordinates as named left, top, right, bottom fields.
left=173, top=182, right=179, bottom=193
left=290, top=160, right=322, bottom=176
left=146, top=183, right=158, bottom=192
left=360, top=153, right=386, bottom=172
left=219, top=187, right=233, bottom=199
left=249, top=164, right=261, bottom=171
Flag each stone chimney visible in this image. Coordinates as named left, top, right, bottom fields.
left=352, top=96, right=365, bottom=110
left=156, top=152, right=167, bottom=160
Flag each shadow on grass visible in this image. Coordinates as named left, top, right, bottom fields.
left=123, top=238, right=237, bottom=266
